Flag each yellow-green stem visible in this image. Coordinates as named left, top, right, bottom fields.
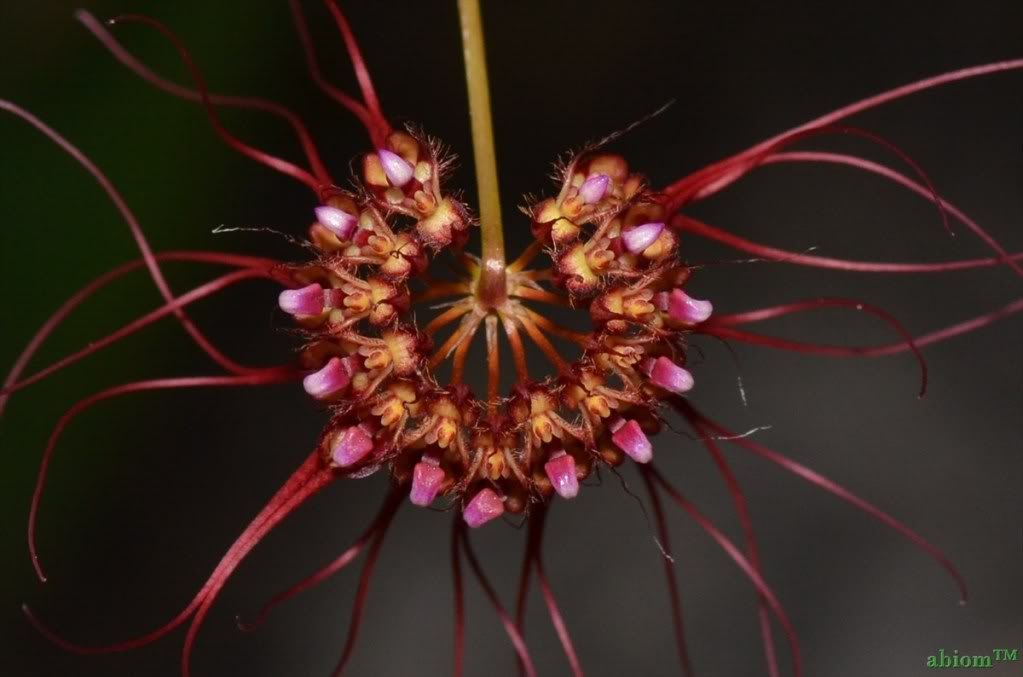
left=458, top=0, right=506, bottom=306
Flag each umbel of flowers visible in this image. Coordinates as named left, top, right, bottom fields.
left=3, top=2, right=1020, bottom=676
left=279, top=127, right=713, bottom=528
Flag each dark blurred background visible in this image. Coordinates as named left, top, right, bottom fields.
left=1, top=2, right=1020, bottom=676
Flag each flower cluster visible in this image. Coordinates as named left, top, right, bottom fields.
left=276, top=123, right=716, bottom=529
left=5, top=3, right=1020, bottom=676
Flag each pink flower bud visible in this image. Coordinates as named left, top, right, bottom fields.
left=410, top=456, right=446, bottom=507
left=609, top=418, right=653, bottom=464
left=621, top=221, right=664, bottom=254
left=578, top=173, right=610, bottom=204
left=302, top=357, right=351, bottom=399
left=543, top=451, right=579, bottom=499
left=314, top=205, right=357, bottom=240
left=330, top=425, right=375, bottom=467
left=463, top=487, right=505, bottom=528
left=378, top=148, right=414, bottom=187
left=666, top=288, right=713, bottom=324
left=646, top=356, right=694, bottom=394
left=278, top=283, right=324, bottom=316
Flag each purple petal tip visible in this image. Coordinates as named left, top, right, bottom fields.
left=315, top=205, right=357, bottom=240
left=667, top=288, right=713, bottom=324
left=302, top=357, right=351, bottom=399
left=410, top=458, right=446, bottom=506
left=378, top=149, right=414, bottom=187
left=544, top=452, right=579, bottom=499
left=610, top=419, right=653, bottom=464
left=463, top=488, right=505, bottom=528
left=331, top=425, right=375, bottom=467
left=648, top=356, right=694, bottom=394
left=621, top=221, right=665, bottom=254
left=278, top=283, right=324, bottom=316
left=578, top=173, right=610, bottom=204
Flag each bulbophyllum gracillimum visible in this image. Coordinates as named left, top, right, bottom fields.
left=2, top=1, right=1022, bottom=675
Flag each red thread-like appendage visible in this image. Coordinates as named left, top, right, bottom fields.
left=288, top=0, right=387, bottom=145
left=0, top=251, right=276, bottom=417
left=763, top=150, right=1023, bottom=277
left=678, top=401, right=969, bottom=604
left=108, top=14, right=326, bottom=194
left=648, top=466, right=804, bottom=677
left=675, top=214, right=1023, bottom=273
left=28, top=369, right=298, bottom=582
left=458, top=524, right=537, bottom=677
left=0, top=99, right=266, bottom=377
left=25, top=451, right=332, bottom=670
left=638, top=472, right=694, bottom=677
left=703, top=296, right=929, bottom=396
left=1, top=269, right=272, bottom=402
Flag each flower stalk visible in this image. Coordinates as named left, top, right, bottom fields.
left=458, top=0, right=507, bottom=307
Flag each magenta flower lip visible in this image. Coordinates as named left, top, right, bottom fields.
left=330, top=425, right=375, bottom=467
left=315, top=205, right=358, bottom=240
left=278, top=282, right=324, bottom=316
left=621, top=221, right=665, bottom=253
left=667, top=288, right=713, bottom=324
left=378, top=148, right=414, bottom=187
left=578, top=172, right=610, bottom=204
left=302, top=357, right=351, bottom=399
left=647, top=356, right=695, bottom=394
left=410, top=456, right=446, bottom=506
left=543, top=451, right=579, bottom=499
left=610, top=418, right=653, bottom=464
left=463, top=487, right=505, bottom=527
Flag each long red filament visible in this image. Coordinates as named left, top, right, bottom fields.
left=675, top=214, right=1023, bottom=274
left=179, top=467, right=336, bottom=677
left=703, top=296, right=929, bottom=396
left=0, top=251, right=276, bottom=417
left=458, top=524, right=538, bottom=677
left=238, top=489, right=403, bottom=631
left=863, top=298, right=1021, bottom=354
left=0, top=99, right=267, bottom=376
left=25, top=452, right=332, bottom=659
left=680, top=402, right=969, bottom=603
left=684, top=415, right=779, bottom=677
left=108, top=14, right=325, bottom=194
left=763, top=151, right=1023, bottom=277
left=529, top=507, right=583, bottom=677
left=673, top=123, right=954, bottom=244
left=772, top=60, right=1023, bottom=143
left=647, top=467, right=803, bottom=677
left=514, top=507, right=544, bottom=675
left=28, top=369, right=299, bottom=582
left=451, top=517, right=465, bottom=677
left=702, top=297, right=1021, bottom=363
left=663, top=60, right=1023, bottom=208
left=511, top=507, right=550, bottom=677
left=322, top=0, right=391, bottom=142
left=638, top=472, right=694, bottom=677
left=535, top=561, right=582, bottom=676
left=1, top=268, right=273, bottom=401
left=75, top=10, right=333, bottom=188
left=287, top=0, right=385, bottom=145
left=329, top=496, right=401, bottom=676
